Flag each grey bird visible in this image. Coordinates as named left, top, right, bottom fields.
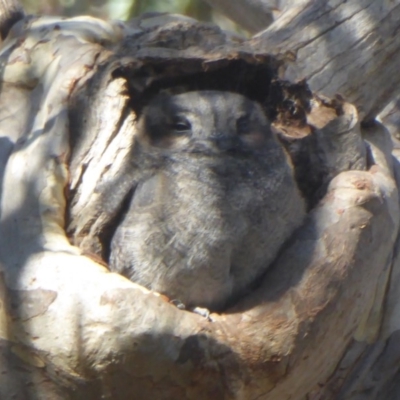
left=109, top=91, right=305, bottom=311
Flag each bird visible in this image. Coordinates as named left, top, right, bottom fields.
left=109, top=90, right=305, bottom=311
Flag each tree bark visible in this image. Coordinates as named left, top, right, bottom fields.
left=251, top=0, right=400, bottom=120
left=0, top=0, right=24, bottom=39
left=0, top=3, right=400, bottom=400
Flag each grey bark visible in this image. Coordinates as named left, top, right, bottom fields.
left=202, top=0, right=400, bottom=120
left=0, top=0, right=23, bottom=39
left=252, top=0, right=400, bottom=120
left=0, top=2, right=400, bottom=400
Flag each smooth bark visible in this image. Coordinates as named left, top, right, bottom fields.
left=0, top=4, right=400, bottom=400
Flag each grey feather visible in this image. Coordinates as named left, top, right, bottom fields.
left=109, top=91, right=306, bottom=311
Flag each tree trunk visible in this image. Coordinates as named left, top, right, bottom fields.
left=0, top=2, right=400, bottom=399
left=0, top=0, right=23, bottom=39
left=252, top=0, right=400, bottom=120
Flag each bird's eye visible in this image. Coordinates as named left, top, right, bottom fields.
left=171, top=117, right=191, bottom=134
left=236, top=115, right=251, bottom=134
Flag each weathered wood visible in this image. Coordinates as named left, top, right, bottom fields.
left=0, top=9, right=399, bottom=400
left=293, top=122, right=400, bottom=400
left=252, top=0, right=400, bottom=120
